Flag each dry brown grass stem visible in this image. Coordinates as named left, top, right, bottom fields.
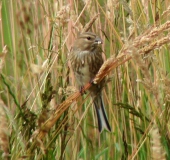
left=94, top=35, right=170, bottom=84
left=94, top=21, right=170, bottom=83
left=95, top=0, right=123, bottom=45
left=31, top=20, right=170, bottom=146
left=73, top=0, right=91, bottom=27
left=32, top=82, right=91, bottom=140
left=140, top=34, right=170, bottom=54
left=81, top=13, right=100, bottom=32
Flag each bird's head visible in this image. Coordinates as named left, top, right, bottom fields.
left=73, top=32, right=103, bottom=52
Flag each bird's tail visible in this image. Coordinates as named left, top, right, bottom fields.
left=93, top=94, right=111, bottom=133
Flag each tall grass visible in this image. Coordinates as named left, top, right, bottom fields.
left=0, top=0, right=170, bottom=159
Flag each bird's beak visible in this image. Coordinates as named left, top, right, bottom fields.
left=94, top=36, right=103, bottom=44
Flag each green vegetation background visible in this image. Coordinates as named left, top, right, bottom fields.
left=0, top=0, right=170, bottom=160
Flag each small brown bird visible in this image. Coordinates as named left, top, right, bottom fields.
left=70, top=32, right=111, bottom=133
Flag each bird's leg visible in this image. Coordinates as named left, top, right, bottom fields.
left=79, top=86, right=86, bottom=95
left=79, top=79, right=95, bottom=95
left=89, top=78, right=95, bottom=85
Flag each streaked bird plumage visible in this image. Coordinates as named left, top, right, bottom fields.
left=70, top=32, right=111, bottom=133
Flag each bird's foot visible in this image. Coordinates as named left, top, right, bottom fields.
left=89, top=78, right=95, bottom=85
left=79, top=86, right=86, bottom=95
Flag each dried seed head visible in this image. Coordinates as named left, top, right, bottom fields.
left=150, top=125, right=166, bottom=160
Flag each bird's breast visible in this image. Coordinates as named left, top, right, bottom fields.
left=71, top=49, right=103, bottom=87
left=75, top=53, right=92, bottom=86
left=75, top=64, right=91, bottom=86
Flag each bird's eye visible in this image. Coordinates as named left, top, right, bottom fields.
left=87, top=37, right=91, bottom=40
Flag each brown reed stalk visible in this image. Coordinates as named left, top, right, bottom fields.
left=81, top=13, right=100, bottom=32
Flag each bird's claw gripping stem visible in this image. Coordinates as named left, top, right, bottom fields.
left=80, top=86, right=86, bottom=95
